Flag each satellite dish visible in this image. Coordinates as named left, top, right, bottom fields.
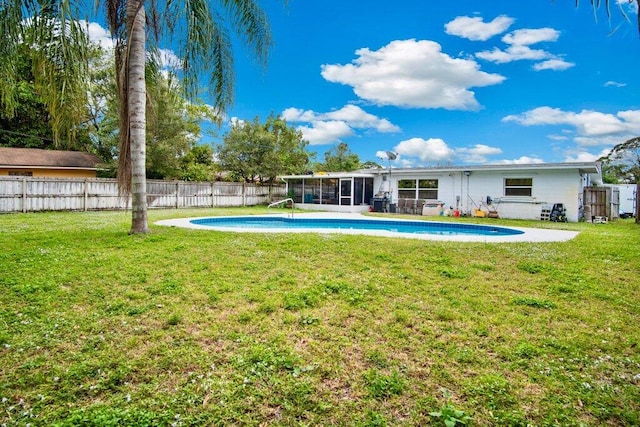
left=385, top=151, right=398, bottom=160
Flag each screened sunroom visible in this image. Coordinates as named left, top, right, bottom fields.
left=280, top=172, right=376, bottom=212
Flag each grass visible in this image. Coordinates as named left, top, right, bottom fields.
left=0, top=207, right=639, bottom=426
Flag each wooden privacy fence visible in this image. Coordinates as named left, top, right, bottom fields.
left=0, top=176, right=286, bottom=213
left=583, top=186, right=620, bottom=221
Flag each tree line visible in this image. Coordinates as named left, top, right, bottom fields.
left=0, top=41, right=380, bottom=184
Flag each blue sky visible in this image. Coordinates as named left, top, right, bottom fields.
left=90, top=0, right=640, bottom=167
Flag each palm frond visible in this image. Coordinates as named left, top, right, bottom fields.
left=2, top=0, right=91, bottom=147
left=220, top=0, right=273, bottom=64
left=162, top=0, right=272, bottom=113
left=0, top=0, right=24, bottom=117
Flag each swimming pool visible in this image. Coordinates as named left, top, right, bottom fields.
left=189, top=215, right=523, bottom=237
left=156, top=213, right=579, bottom=242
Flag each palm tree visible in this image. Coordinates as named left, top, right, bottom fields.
left=2, top=0, right=272, bottom=234
left=107, top=0, right=273, bottom=233
left=0, top=1, right=91, bottom=146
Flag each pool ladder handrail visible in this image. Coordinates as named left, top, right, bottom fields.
left=267, top=198, right=294, bottom=218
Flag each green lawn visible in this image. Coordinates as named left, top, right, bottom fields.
left=1, top=208, right=639, bottom=426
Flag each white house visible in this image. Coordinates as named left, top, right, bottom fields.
left=280, top=162, right=602, bottom=222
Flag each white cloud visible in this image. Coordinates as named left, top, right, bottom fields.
left=390, top=137, right=505, bottom=165
left=321, top=39, right=505, bottom=111
left=502, top=28, right=560, bottom=46
left=444, top=15, right=514, bottom=41
left=475, top=26, right=572, bottom=71
left=282, top=108, right=316, bottom=122
left=283, top=105, right=400, bottom=145
left=156, top=48, right=182, bottom=70
left=604, top=80, right=627, bottom=87
left=476, top=45, right=550, bottom=63
left=532, top=59, right=575, bottom=71
left=295, top=121, right=354, bottom=145
left=323, top=105, right=401, bottom=132
left=83, top=21, right=181, bottom=70
left=456, top=144, right=503, bottom=163
left=503, top=107, right=640, bottom=157
left=563, top=148, right=612, bottom=162
left=394, top=137, right=455, bottom=163
left=573, top=134, right=630, bottom=147
left=496, top=156, right=545, bottom=165
left=229, top=117, right=245, bottom=127
left=376, top=150, right=398, bottom=161
left=83, top=21, right=115, bottom=49
left=548, top=134, right=569, bottom=141
left=502, top=106, right=640, bottom=137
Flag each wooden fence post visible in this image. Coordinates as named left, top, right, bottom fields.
left=84, top=179, right=88, bottom=212
left=175, top=181, right=180, bottom=209
left=22, top=176, right=27, bottom=213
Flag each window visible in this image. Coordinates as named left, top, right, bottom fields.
left=398, top=179, right=438, bottom=199
left=504, top=178, right=533, bottom=197
left=322, top=178, right=339, bottom=205
left=354, top=177, right=374, bottom=205
left=418, top=179, right=438, bottom=199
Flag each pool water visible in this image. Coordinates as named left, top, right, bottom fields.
left=189, top=216, right=524, bottom=237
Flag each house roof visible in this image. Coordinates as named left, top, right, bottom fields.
left=361, top=162, right=602, bottom=175
left=280, top=162, right=602, bottom=180
left=0, top=147, right=102, bottom=170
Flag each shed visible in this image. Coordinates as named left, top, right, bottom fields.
left=0, top=147, right=102, bottom=178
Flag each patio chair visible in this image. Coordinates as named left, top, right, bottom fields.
left=397, top=198, right=406, bottom=214
left=410, top=199, right=419, bottom=214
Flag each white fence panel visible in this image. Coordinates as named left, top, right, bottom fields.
left=0, top=176, right=283, bottom=213
left=0, top=177, right=24, bottom=212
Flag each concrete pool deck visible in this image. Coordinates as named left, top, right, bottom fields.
left=156, top=212, right=580, bottom=243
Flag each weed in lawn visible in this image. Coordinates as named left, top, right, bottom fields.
left=167, top=313, right=182, bottom=326
left=256, top=302, right=277, bottom=315
left=365, top=350, right=389, bottom=369
left=299, top=314, right=320, bottom=326
left=471, top=262, right=496, bottom=272
left=363, top=410, right=388, bottom=426
left=517, top=261, right=547, bottom=274
left=363, top=369, right=407, bottom=399
left=468, top=374, right=516, bottom=411
left=513, top=297, right=556, bottom=309
left=429, top=390, right=472, bottom=426
left=282, top=290, right=322, bottom=310
left=439, top=267, right=468, bottom=279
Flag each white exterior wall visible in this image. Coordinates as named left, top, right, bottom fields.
left=380, top=168, right=588, bottom=222
left=605, top=184, right=637, bottom=215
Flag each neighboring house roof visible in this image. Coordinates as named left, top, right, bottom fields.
left=0, top=147, right=102, bottom=170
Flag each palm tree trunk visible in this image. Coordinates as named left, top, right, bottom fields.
left=127, top=0, right=149, bottom=234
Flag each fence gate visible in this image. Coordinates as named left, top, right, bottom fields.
left=583, top=186, right=619, bottom=221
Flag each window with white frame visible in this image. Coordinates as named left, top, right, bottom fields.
left=504, top=178, right=533, bottom=197
left=398, top=179, right=438, bottom=199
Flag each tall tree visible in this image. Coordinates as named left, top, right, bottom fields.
left=602, top=137, right=640, bottom=222
left=218, top=114, right=309, bottom=183
left=105, top=0, right=273, bottom=233
left=315, top=142, right=361, bottom=172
